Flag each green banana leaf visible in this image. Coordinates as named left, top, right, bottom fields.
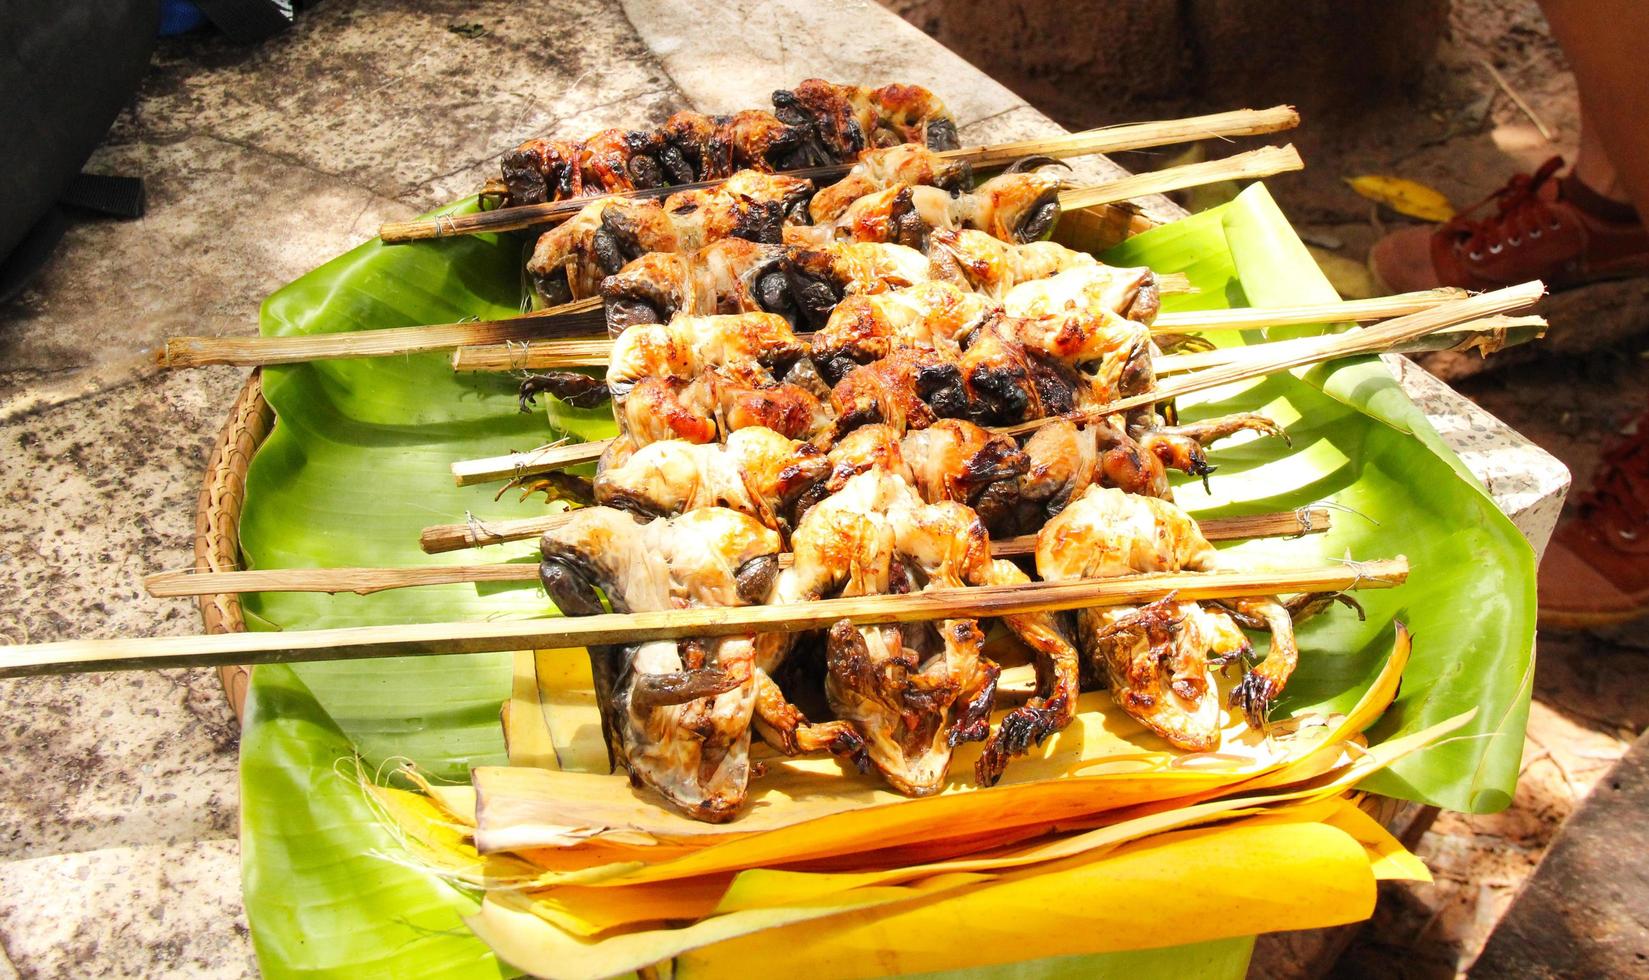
left=236, top=184, right=1533, bottom=977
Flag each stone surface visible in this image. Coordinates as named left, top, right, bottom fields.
left=929, top=0, right=1449, bottom=120
left=0, top=840, right=254, bottom=978
left=1469, top=731, right=1649, bottom=977
left=0, top=0, right=1570, bottom=976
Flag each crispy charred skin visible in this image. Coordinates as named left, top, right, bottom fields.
left=826, top=313, right=1132, bottom=435
left=498, top=115, right=805, bottom=207
left=518, top=371, right=608, bottom=411
left=772, top=79, right=960, bottom=161
left=601, top=239, right=795, bottom=332
left=527, top=172, right=812, bottom=304
left=830, top=347, right=964, bottom=435
left=810, top=281, right=992, bottom=383
left=500, top=138, right=583, bottom=206
left=809, top=144, right=973, bottom=224
left=782, top=241, right=935, bottom=330
left=538, top=506, right=857, bottom=822
left=777, top=470, right=998, bottom=795
left=898, top=420, right=1028, bottom=530
left=593, top=426, right=832, bottom=534
left=496, top=80, right=956, bottom=206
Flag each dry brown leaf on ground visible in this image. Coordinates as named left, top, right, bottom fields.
left=1307, top=246, right=1381, bottom=299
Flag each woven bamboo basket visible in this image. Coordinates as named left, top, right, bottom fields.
left=193, top=369, right=272, bottom=721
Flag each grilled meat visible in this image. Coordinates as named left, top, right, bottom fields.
left=594, top=426, right=831, bottom=534
left=776, top=470, right=999, bottom=795
left=498, top=79, right=958, bottom=207
left=784, top=168, right=1065, bottom=250
left=538, top=506, right=866, bottom=822
left=527, top=172, right=814, bottom=303
left=809, top=143, right=972, bottom=223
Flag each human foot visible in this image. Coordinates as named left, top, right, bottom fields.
left=1539, top=410, right=1649, bottom=629
left=1370, top=157, right=1649, bottom=293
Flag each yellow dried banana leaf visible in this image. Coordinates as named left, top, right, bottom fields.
left=467, top=876, right=983, bottom=980
left=466, top=631, right=1413, bottom=888
left=505, top=650, right=559, bottom=770
left=678, top=816, right=1377, bottom=978
left=388, top=713, right=1461, bottom=975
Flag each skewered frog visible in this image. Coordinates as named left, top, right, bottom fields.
left=497, top=79, right=958, bottom=206
left=784, top=163, right=1065, bottom=250
left=538, top=506, right=866, bottom=822
left=594, top=426, right=831, bottom=536
left=776, top=470, right=1001, bottom=795
left=527, top=171, right=814, bottom=304
left=1031, top=485, right=1315, bottom=751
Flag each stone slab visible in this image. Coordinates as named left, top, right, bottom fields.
left=0, top=840, right=255, bottom=978
left=1469, top=730, right=1649, bottom=977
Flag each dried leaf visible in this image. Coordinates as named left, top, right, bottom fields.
left=1309, top=246, right=1381, bottom=300
left=1344, top=175, right=1456, bottom=222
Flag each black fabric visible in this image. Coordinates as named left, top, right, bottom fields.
left=0, top=208, right=68, bottom=306
left=191, top=0, right=292, bottom=43
left=58, top=173, right=148, bottom=219
left=0, top=0, right=160, bottom=294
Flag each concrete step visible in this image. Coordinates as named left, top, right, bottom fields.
left=1468, top=729, right=1649, bottom=977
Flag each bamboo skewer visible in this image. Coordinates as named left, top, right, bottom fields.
left=1057, top=144, right=1301, bottom=212
left=11, top=557, right=1403, bottom=678
left=151, top=509, right=1328, bottom=595
left=453, top=439, right=612, bottom=487
left=958, top=105, right=1300, bottom=170
left=447, top=291, right=1515, bottom=375
left=419, top=503, right=1330, bottom=554
left=1151, top=288, right=1469, bottom=333
left=996, top=280, right=1547, bottom=438
left=158, top=148, right=1289, bottom=372
left=378, top=106, right=1301, bottom=243
left=154, top=299, right=605, bottom=370
left=446, top=284, right=1545, bottom=487
left=1153, top=315, right=1547, bottom=375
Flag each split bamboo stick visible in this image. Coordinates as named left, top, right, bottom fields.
left=151, top=508, right=1329, bottom=595
left=1149, top=288, right=1469, bottom=333
left=447, top=290, right=1504, bottom=375
left=453, top=439, right=612, bottom=487
left=1056, top=144, right=1301, bottom=212
left=1153, top=315, right=1547, bottom=375
left=378, top=106, right=1300, bottom=243
left=10, top=557, right=1403, bottom=678
left=996, top=280, right=1547, bottom=438
left=155, top=299, right=605, bottom=370
left=420, top=485, right=1331, bottom=551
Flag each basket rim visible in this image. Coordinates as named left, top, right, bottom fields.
left=194, top=368, right=272, bottom=719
